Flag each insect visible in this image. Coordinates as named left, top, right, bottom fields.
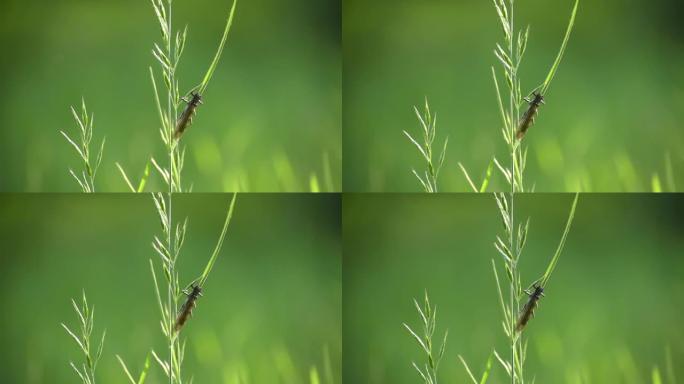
left=174, top=283, right=203, bottom=332
left=515, top=283, right=545, bottom=332
left=516, top=91, right=545, bottom=140
left=174, top=91, right=203, bottom=140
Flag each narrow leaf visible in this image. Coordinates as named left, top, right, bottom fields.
left=541, top=0, right=579, bottom=95
left=198, top=194, right=238, bottom=286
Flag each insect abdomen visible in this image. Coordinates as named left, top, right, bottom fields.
left=174, top=299, right=197, bottom=331
left=174, top=93, right=203, bottom=139
left=516, top=93, right=544, bottom=140
left=174, top=285, right=202, bottom=332
left=516, top=106, right=540, bottom=139
left=515, top=285, right=544, bottom=332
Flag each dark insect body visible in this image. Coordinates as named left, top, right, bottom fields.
left=174, top=92, right=203, bottom=140
left=516, top=92, right=545, bottom=140
left=515, top=284, right=544, bottom=332
left=174, top=284, right=203, bottom=332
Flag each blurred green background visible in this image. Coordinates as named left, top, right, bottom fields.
left=0, top=0, right=341, bottom=192
left=343, top=0, right=684, bottom=192
left=343, top=193, right=684, bottom=383
left=0, top=194, right=341, bottom=383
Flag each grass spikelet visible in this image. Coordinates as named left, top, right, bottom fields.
left=60, top=99, right=105, bottom=192
left=403, top=291, right=448, bottom=384
left=404, top=98, right=448, bottom=192
left=61, top=291, right=106, bottom=384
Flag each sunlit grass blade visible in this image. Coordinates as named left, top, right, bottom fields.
left=540, top=0, right=579, bottom=95
left=478, top=352, right=493, bottom=384
left=651, top=174, right=662, bottom=193
left=539, top=193, right=579, bottom=287
left=198, top=193, right=238, bottom=286
left=459, top=162, right=479, bottom=192
left=459, top=355, right=479, bottom=383
left=117, top=355, right=138, bottom=384
left=137, top=160, right=151, bottom=192
left=309, top=367, right=321, bottom=384
left=198, top=0, right=238, bottom=94
left=664, top=153, right=676, bottom=191
left=652, top=367, right=663, bottom=384
left=116, top=162, right=137, bottom=192
left=309, top=174, right=321, bottom=192
left=480, top=159, right=494, bottom=192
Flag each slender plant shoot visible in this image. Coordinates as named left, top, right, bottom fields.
left=61, top=291, right=106, bottom=384
left=60, top=99, right=105, bottom=192
left=149, top=193, right=237, bottom=382
left=491, top=193, right=578, bottom=382
left=117, top=353, right=151, bottom=384
left=491, top=0, right=579, bottom=191
left=403, top=291, right=448, bottom=384
left=198, top=0, right=238, bottom=95
left=404, top=99, right=448, bottom=192
left=540, top=0, right=579, bottom=96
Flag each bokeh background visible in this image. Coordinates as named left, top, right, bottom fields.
left=343, top=193, right=684, bottom=383
left=343, top=0, right=684, bottom=192
left=0, top=194, right=341, bottom=383
left=0, top=0, right=341, bottom=192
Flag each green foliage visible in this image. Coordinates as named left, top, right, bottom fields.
left=459, top=353, right=493, bottom=384
left=490, top=193, right=578, bottom=383
left=117, top=353, right=151, bottom=384
left=344, top=194, right=683, bottom=382
left=404, top=99, right=449, bottom=192
left=60, top=99, right=105, bottom=192
left=403, top=291, right=448, bottom=384
left=651, top=153, right=678, bottom=193
left=408, top=0, right=579, bottom=192
left=540, top=0, right=580, bottom=96
left=539, top=194, right=579, bottom=287
left=459, top=159, right=495, bottom=193
left=199, top=0, right=238, bottom=94
left=61, top=292, right=106, bottom=384
left=61, top=0, right=239, bottom=193
left=198, top=193, right=238, bottom=287
left=148, top=193, right=238, bottom=383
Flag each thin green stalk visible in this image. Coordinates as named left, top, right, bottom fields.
left=198, top=193, right=238, bottom=287
left=509, top=195, right=516, bottom=384
left=505, top=1, right=518, bottom=381
left=117, top=353, right=151, bottom=384
left=198, top=0, right=238, bottom=95
left=540, top=0, right=579, bottom=96
left=166, top=3, right=176, bottom=381
left=167, top=196, right=175, bottom=384
left=539, top=194, right=579, bottom=287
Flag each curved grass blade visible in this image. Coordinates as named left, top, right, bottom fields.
left=198, top=0, right=238, bottom=94
left=540, top=0, right=579, bottom=95
left=198, top=193, right=238, bottom=286
left=539, top=193, right=579, bottom=287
